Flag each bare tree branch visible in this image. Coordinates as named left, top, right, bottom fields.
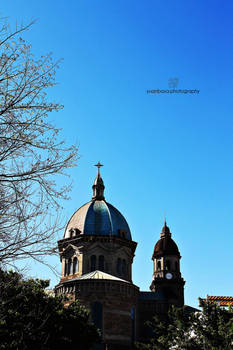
left=0, top=20, right=79, bottom=269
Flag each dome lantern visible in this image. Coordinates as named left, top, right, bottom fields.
left=92, top=162, right=105, bottom=200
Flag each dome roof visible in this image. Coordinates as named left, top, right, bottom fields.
left=64, top=200, right=132, bottom=240
left=64, top=164, right=132, bottom=240
left=153, top=236, right=180, bottom=258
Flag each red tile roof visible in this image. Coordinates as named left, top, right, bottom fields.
left=207, top=296, right=233, bottom=300
left=201, top=296, right=233, bottom=306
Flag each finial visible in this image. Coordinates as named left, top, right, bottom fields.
left=94, top=162, right=103, bottom=175
left=161, top=216, right=171, bottom=237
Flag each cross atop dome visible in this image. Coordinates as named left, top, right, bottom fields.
left=94, top=161, right=103, bottom=175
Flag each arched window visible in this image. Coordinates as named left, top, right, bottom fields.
left=117, top=258, right=122, bottom=275
left=166, top=260, right=171, bottom=271
left=91, top=302, right=103, bottom=332
left=157, top=261, right=161, bottom=270
left=67, top=258, right=72, bottom=275
left=90, top=255, right=96, bottom=271
left=131, top=307, right=135, bottom=342
left=64, top=259, right=68, bottom=276
left=98, top=255, right=104, bottom=271
left=73, top=257, right=78, bottom=274
left=122, top=259, right=126, bottom=277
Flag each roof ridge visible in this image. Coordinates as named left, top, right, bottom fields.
left=70, top=270, right=130, bottom=283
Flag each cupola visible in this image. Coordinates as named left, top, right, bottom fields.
left=63, top=163, right=132, bottom=240
left=153, top=220, right=180, bottom=259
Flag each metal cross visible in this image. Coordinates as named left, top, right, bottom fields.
left=94, top=161, right=103, bottom=174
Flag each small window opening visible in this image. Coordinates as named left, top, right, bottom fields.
left=166, top=260, right=171, bottom=270
left=64, top=260, right=68, bottom=276
left=98, top=255, right=105, bottom=271
left=122, top=259, right=126, bottom=277
left=117, top=258, right=122, bottom=275
left=73, top=257, right=78, bottom=274
left=90, top=255, right=96, bottom=271
left=74, top=228, right=81, bottom=236
left=68, top=258, right=72, bottom=275
left=118, top=229, right=127, bottom=239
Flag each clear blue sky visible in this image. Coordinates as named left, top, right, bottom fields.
left=2, top=0, right=233, bottom=309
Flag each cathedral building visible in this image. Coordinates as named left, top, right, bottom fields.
left=55, top=164, right=185, bottom=349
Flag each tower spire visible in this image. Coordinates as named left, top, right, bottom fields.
left=92, top=162, right=105, bottom=200
left=161, top=218, right=171, bottom=238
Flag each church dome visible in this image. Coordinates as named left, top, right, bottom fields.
left=153, top=237, right=180, bottom=258
left=152, top=221, right=180, bottom=258
left=64, top=163, right=132, bottom=240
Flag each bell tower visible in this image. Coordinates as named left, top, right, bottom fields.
left=150, top=220, right=185, bottom=307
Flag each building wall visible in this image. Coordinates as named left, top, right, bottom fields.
left=56, top=278, right=139, bottom=349
left=137, top=298, right=169, bottom=342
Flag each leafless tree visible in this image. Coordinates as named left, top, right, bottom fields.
left=0, top=20, right=78, bottom=269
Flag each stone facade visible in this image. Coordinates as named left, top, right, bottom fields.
left=59, top=235, right=137, bottom=284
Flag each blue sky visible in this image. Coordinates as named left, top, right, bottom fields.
left=2, top=0, right=233, bottom=308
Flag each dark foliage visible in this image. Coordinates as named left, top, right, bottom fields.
left=136, top=300, right=233, bottom=350
left=0, top=270, right=100, bottom=349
